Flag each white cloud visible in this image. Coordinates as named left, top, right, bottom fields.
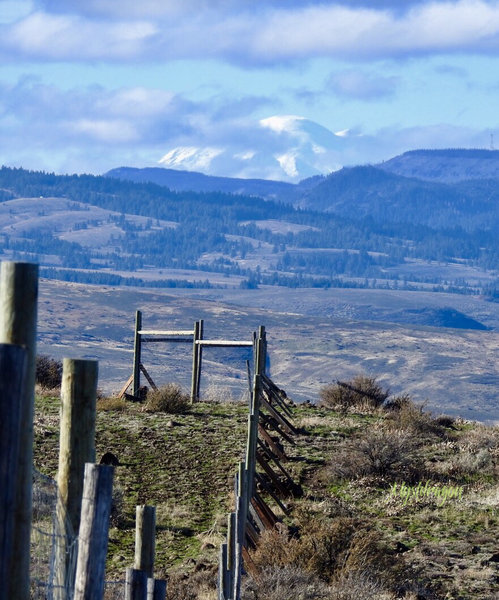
left=3, top=1, right=499, bottom=63
left=70, top=119, right=138, bottom=143
left=2, top=10, right=157, bottom=60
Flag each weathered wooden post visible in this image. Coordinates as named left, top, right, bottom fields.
left=237, top=460, right=248, bottom=537
left=55, top=359, right=98, bottom=596
left=134, top=505, right=156, bottom=578
left=0, top=261, right=38, bottom=600
left=233, top=491, right=246, bottom=600
left=196, top=318, right=204, bottom=397
left=218, top=543, right=230, bottom=600
left=133, top=310, right=142, bottom=397
left=190, top=320, right=200, bottom=402
left=245, top=330, right=266, bottom=499
left=73, top=464, right=114, bottom=600
left=125, top=568, right=147, bottom=600
left=0, top=344, right=26, bottom=600
left=146, top=578, right=167, bottom=600
left=226, top=511, right=235, bottom=595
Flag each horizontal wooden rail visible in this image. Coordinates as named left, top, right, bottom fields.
left=141, top=338, right=192, bottom=344
left=196, top=340, right=253, bottom=348
left=138, top=330, right=194, bottom=336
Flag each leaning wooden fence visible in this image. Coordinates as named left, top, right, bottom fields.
left=217, top=327, right=301, bottom=600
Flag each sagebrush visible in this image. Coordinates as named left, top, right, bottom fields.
left=35, top=355, right=62, bottom=389
left=143, top=383, right=190, bottom=414
left=319, top=375, right=389, bottom=411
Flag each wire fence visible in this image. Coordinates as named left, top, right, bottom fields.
left=30, top=469, right=77, bottom=599
left=30, top=469, right=124, bottom=600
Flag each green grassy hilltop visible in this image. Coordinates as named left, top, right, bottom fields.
left=34, top=379, right=499, bottom=599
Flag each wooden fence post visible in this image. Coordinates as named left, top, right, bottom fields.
left=0, top=344, right=27, bottom=600
left=125, top=568, right=147, bottom=600
left=133, top=310, right=142, bottom=397
left=245, top=331, right=265, bottom=501
left=218, top=543, right=230, bottom=600
left=233, top=495, right=244, bottom=600
left=190, top=320, right=200, bottom=403
left=73, top=464, right=114, bottom=600
left=147, top=578, right=167, bottom=600
left=226, top=512, right=235, bottom=595
left=196, top=319, right=204, bottom=397
left=134, top=505, right=156, bottom=578
left=55, top=358, right=98, bottom=596
left=0, top=261, right=38, bottom=600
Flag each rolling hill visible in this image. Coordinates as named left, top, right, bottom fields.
left=297, top=164, right=499, bottom=230
left=378, top=148, right=499, bottom=183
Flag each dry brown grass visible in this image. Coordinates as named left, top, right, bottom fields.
left=384, top=399, right=450, bottom=440
left=319, top=376, right=389, bottom=412
left=166, top=570, right=217, bottom=600
left=250, top=517, right=392, bottom=586
left=242, top=565, right=330, bottom=599
left=96, top=396, right=129, bottom=412
left=143, top=383, right=190, bottom=414
left=326, top=425, right=423, bottom=483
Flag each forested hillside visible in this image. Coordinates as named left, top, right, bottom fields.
left=0, top=166, right=497, bottom=299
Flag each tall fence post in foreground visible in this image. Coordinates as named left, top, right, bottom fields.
left=0, top=344, right=27, bottom=600
left=125, top=568, right=147, bottom=600
left=73, top=463, right=114, bottom=600
left=134, top=505, right=156, bottom=578
left=55, top=359, right=99, bottom=596
left=0, top=261, right=38, bottom=600
left=133, top=310, right=143, bottom=397
left=147, top=578, right=167, bottom=600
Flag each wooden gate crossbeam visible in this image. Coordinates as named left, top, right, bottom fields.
left=129, top=311, right=255, bottom=404
left=141, top=338, right=192, bottom=343
left=196, top=340, right=253, bottom=347
left=138, top=329, right=194, bottom=336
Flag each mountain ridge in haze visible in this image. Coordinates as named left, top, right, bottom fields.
left=378, top=148, right=499, bottom=182
left=105, top=148, right=499, bottom=231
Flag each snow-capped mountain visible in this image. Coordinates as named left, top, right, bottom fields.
left=158, top=115, right=345, bottom=182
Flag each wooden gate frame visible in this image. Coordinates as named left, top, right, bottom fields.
left=124, top=310, right=255, bottom=403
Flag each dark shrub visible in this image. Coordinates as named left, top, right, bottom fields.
left=35, top=355, right=62, bottom=389
left=319, top=375, right=389, bottom=411
left=327, top=426, right=422, bottom=482
left=143, top=383, right=189, bottom=414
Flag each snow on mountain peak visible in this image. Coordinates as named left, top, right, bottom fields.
left=159, top=146, right=223, bottom=171
left=259, top=115, right=306, bottom=134
left=157, top=116, right=345, bottom=181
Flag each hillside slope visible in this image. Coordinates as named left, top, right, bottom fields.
left=298, top=165, right=499, bottom=230
left=33, top=387, right=499, bottom=599
left=379, top=148, right=499, bottom=183
left=105, top=166, right=299, bottom=201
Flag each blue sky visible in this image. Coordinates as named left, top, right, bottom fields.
left=1, top=0, right=499, bottom=180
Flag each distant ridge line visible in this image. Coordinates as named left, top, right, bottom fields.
left=402, top=148, right=499, bottom=159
